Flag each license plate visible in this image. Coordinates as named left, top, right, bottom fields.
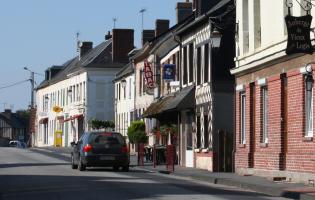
left=100, top=156, right=115, bottom=160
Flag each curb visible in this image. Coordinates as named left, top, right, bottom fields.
left=135, top=166, right=311, bottom=200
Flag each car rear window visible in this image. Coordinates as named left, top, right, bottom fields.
left=90, top=132, right=124, bottom=145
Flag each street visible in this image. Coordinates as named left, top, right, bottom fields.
left=0, top=147, right=289, bottom=200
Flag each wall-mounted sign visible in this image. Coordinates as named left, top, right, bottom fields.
left=53, top=106, right=63, bottom=113
left=285, top=14, right=313, bottom=55
left=163, top=64, right=176, bottom=82
left=144, top=60, right=155, bottom=89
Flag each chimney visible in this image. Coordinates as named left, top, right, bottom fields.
left=79, top=41, right=93, bottom=60
left=196, top=0, right=220, bottom=17
left=49, top=66, right=63, bottom=79
left=45, top=69, right=50, bottom=81
left=176, top=2, right=193, bottom=23
left=105, top=31, right=112, bottom=40
left=142, top=30, right=155, bottom=46
left=3, top=109, right=11, bottom=118
left=155, top=19, right=170, bottom=37
left=112, top=29, right=134, bottom=63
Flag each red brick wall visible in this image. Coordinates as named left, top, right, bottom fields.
left=235, top=63, right=315, bottom=174
left=254, top=76, right=282, bottom=170
left=286, top=71, right=315, bottom=173
left=235, top=87, right=251, bottom=169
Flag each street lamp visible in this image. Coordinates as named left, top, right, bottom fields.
left=305, top=63, right=314, bottom=91
left=121, top=79, right=127, bottom=88
left=210, top=27, right=222, bottom=48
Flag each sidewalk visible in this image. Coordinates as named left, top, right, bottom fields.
left=31, top=147, right=315, bottom=200
left=135, top=162, right=315, bottom=200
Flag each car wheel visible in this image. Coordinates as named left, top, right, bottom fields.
left=78, top=156, right=86, bottom=171
left=71, top=154, right=78, bottom=169
left=122, top=165, right=129, bottom=172
left=113, top=166, right=119, bottom=171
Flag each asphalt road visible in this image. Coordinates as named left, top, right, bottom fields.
left=0, top=147, right=290, bottom=200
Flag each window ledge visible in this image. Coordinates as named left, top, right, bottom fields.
left=239, top=143, right=246, bottom=148
left=260, top=143, right=268, bottom=148
left=194, top=148, right=201, bottom=153
left=303, top=137, right=313, bottom=142
left=201, top=149, right=209, bottom=153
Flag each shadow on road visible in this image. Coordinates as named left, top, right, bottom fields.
left=0, top=163, right=68, bottom=168
left=0, top=173, right=281, bottom=200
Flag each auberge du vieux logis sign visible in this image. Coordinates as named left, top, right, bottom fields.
left=285, top=14, right=313, bottom=55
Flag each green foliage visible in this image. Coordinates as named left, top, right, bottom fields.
left=127, top=121, right=147, bottom=144
left=90, top=119, right=115, bottom=130
left=159, top=124, right=178, bottom=136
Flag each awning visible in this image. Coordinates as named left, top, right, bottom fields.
left=163, top=85, right=195, bottom=112
left=142, top=96, right=175, bottom=118
left=142, top=85, right=195, bottom=118
left=39, top=117, right=48, bottom=124
left=63, top=114, right=83, bottom=122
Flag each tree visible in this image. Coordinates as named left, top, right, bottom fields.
left=127, top=121, right=147, bottom=144
left=89, top=119, right=115, bottom=130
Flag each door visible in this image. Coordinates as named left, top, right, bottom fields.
left=185, top=112, right=194, bottom=167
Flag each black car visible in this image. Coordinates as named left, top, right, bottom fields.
left=70, top=131, right=129, bottom=171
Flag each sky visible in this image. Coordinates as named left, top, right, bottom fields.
left=0, top=0, right=180, bottom=111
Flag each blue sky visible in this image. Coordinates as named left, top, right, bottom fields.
left=0, top=0, right=180, bottom=111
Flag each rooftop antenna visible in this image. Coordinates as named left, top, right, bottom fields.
left=139, top=8, right=146, bottom=32
left=113, top=17, right=117, bottom=29
left=76, top=31, right=80, bottom=52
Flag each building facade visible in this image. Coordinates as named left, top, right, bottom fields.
left=232, top=0, right=315, bottom=183
left=35, top=29, right=134, bottom=147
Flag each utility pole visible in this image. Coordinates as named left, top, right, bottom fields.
left=30, top=71, right=34, bottom=108
left=24, top=67, right=35, bottom=108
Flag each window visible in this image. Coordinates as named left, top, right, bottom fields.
left=183, top=46, right=188, bottom=85
left=262, top=87, right=268, bottom=143
left=204, top=114, right=209, bottom=148
left=189, top=43, right=194, bottom=83
left=139, top=70, right=143, bottom=96
left=129, top=78, right=132, bottom=99
left=204, top=44, right=209, bottom=83
left=241, top=92, right=246, bottom=144
left=196, top=116, right=201, bottom=148
left=118, top=83, right=121, bottom=100
left=196, top=47, right=201, bottom=85
left=305, top=84, right=313, bottom=137
left=254, top=0, right=261, bottom=49
left=243, top=0, right=249, bottom=53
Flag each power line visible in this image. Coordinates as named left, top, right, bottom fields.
left=0, top=79, right=29, bottom=90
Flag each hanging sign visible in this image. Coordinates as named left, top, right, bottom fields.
left=144, top=60, right=155, bottom=89
left=163, top=64, right=176, bottom=82
left=285, top=14, right=313, bottom=55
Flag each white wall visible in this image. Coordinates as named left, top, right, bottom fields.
left=233, top=0, right=315, bottom=74
left=115, top=73, right=135, bottom=137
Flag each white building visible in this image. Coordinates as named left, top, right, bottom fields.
left=114, top=62, right=135, bottom=137
left=34, top=29, right=134, bottom=147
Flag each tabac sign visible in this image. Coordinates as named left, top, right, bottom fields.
left=285, top=14, right=313, bottom=55
left=144, top=60, right=155, bottom=89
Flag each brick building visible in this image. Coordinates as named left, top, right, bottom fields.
left=232, top=0, right=315, bottom=183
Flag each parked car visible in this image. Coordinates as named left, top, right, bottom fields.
left=9, top=140, right=27, bottom=148
left=70, top=131, right=129, bottom=171
left=0, top=137, right=10, bottom=147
